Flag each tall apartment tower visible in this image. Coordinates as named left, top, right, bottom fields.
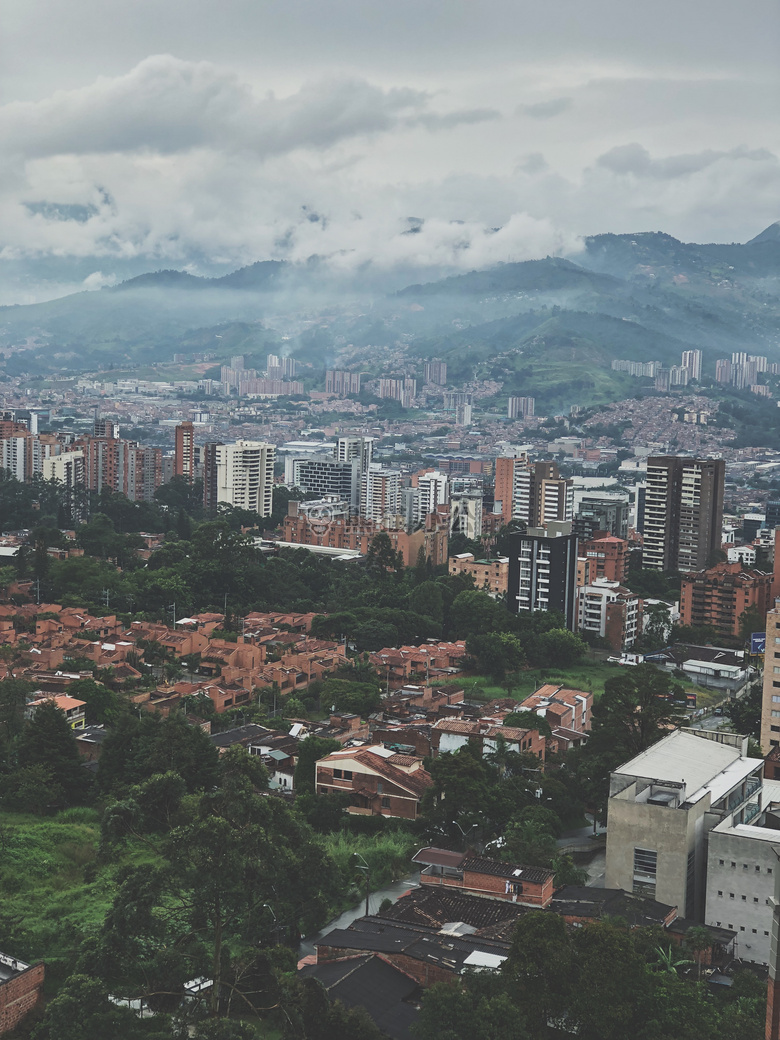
left=494, top=456, right=573, bottom=527
left=215, top=441, right=275, bottom=517
left=174, top=421, right=195, bottom=481
left=681, top=349, right=703, bottom=382
left=337, top=436, right=374, bottom=474
left=202, top=442, right=223, bottom=515
left=423, top=360, right=447, bottom=385
left=416, top=471, right=449, bottom=520
left=361, top=466, right=402, bottom=522
left=507, top=522, right=579, bottom=629
left=643, top=456, right=725, bottom=572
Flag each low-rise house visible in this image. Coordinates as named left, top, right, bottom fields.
left=315, top=744, right=432, bottom=819
left=430, top=718, right=546, bottom=761
left=448, top=554, right=509, bottom=597
left=412, top=848, right=555, bottom=907
left=26, top=693, right=86, bottom=729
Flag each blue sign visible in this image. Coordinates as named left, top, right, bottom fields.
left=751, top=632, right=766, bottom=655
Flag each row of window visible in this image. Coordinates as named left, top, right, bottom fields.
left=718, top=859, right=772, bottom=873
left=715, top=891, right=768, bottom=903
left=714, top=923, right=769, bottom=935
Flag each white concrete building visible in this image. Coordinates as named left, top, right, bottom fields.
left=361, top=465, right=402, bottom=522
left=215, top=440, right=275, bottom=517
left=705, top=779, right=780, bottom=965
left=576, top=577, right=641, bottom=650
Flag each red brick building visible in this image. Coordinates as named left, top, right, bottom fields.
left=412, top=848, right=555, bottom=907
left=315, top=745, right=432, bottom=819
left=0, top=954, right=44, bottom=1036
left=679, top=561, right=773, bottom=638
left=580, top=533, right=629, bottom=583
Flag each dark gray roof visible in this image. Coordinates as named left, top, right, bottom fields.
left=381, top=886, right=526, bottom=933
left=209, top=724, right=270, bottom=748
left=300, top=955, right=419, bottom=1040
left=551, top=886, right=675, bottom=927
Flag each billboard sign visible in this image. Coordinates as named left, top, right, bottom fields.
left=751, top=632, right=766, bottom=655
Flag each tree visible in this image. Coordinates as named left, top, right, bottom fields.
left=414, top=979, right=529, bottom=1040
left=67, top=678, right=120, bottom=725
left=449, top=590, right=505, bottom=639
left=16, top=700, right=88, bottom=807
left=32, top=973, right=155, bottom=1040
left=527, top=629, right=586, bottom=668
left=502, top=911, right=573, bottom=1035
left=569, top=921, right=650, bottom=1040
left=503, top=711, right=552, bottom=739
left=725, top=684, right=761, bottom=739
left=502, top=819, right=558, bottom=868
left=294, top=736, right=341, bottom=793
left=98, top=772, right=341, bottom=1020
left=466, top=633, right=526, bottom=682
left=321, top=678, right=380, bottom=716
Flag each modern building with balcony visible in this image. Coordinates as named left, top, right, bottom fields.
left=605, top=729, right=763, bottom=921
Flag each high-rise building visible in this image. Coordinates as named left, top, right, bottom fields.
left=507, top=521, right=579, bottom=628
left=494, top=457, right=573, bottom=528
left=174, top=421, right=195, bottom=481
left=203, top=442, right=223, bottom=515
left=337, top=436, right=374, bottom=473
left=573, top=493, right=630, bottom=541
left=423, top=360, right=448, bottom=385
left=680, top=561, right=773, bottom=639
left=93, top=419, right=120, bottom=440
left=450, top=490, right=483, bottom=541
left=325, top=370, right=362, bottom=396
left=715, top=359, right=732, bottom=384
left=455, top=402, right=472, bottom=427
left=416, top=471, right=449, bottom=521
left=681, top=349, right=703, bottom=382
left=215, top=441, right=275, bottom=517
left=361, top=466, right=402, bottom=523
left=507, top=396, right=535, bottom=419
left=286, top=457, right=361, bottom=511
left=643, top=456, right=725, bottom=572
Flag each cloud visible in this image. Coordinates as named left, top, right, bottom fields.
left=0, top=54, right=493, bottom=161
left=597, top=143, right=775, bottom=180
left=517, top=97, right=573, bottom=119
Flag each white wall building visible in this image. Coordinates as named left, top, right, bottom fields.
left=215, top=441, right=275, bottom=517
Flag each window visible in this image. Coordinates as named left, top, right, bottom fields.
left=717, top=890, right=723, bottom=897
left=381, top=796, right=390, bottom=808
left=333, top=769, right=342, bottom=779
left=731, top=862, right=736, bottom=868
left=740, top=926, right=745, bottom=931
left=633, top=847, right=657, bottom=897
left=743, top=864, right=749, bottom=870
left=774, top=696, right=780, bottom=703
left=376, top=783, right=383, bottom=794
left=729, top=893, right=735, bottom=899
left=343, top=770, right=353, bottom=780
left=757, top=866, right=762, bottom=872
left=742, top=895, right=747, bottom=901
left=719, top=859, right=725, bottom=866
left=766, top=932, right=771, bottom=937
left=753, top=929, right=757, bottom=934
left=773, top=712, right=780, bottom=719
left=755, top=897, right=760, bottom=903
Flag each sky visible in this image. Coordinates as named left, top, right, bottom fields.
left=1, top=0, right=779, bottom=301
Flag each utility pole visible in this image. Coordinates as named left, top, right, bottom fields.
left=102, top=588, right=110, bottom=609
left=354, top=853, right=370, bottom=917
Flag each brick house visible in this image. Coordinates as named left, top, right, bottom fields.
left=412, top=848, right=555, bottom=908
left=430, top=718, right=547, bottom=761
left=315, top=745, right=432, bottom=819
left=0, top=954, right=44, bottom=1036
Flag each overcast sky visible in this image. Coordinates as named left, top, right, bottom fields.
left=1, top=0, right=778, bottom=299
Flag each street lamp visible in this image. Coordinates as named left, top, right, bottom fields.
left=353, top=853, right=370, bottom=917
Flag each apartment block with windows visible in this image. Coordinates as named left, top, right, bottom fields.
left=507, top=521, right=578, bottom=629
left=643, top=456, right=725, bottom=572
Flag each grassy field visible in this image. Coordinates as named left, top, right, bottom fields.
left=0, top=807, right=161, bottom=993
left=448, top=660, right=621, bottom=703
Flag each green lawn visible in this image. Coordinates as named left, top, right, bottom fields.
left=446, top=660, right=621, bottom=703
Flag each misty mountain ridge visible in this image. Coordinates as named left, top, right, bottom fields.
left=1, top=225, right=779, bottom=413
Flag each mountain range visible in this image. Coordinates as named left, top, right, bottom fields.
left=1, top=227, right=778, bottom=412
